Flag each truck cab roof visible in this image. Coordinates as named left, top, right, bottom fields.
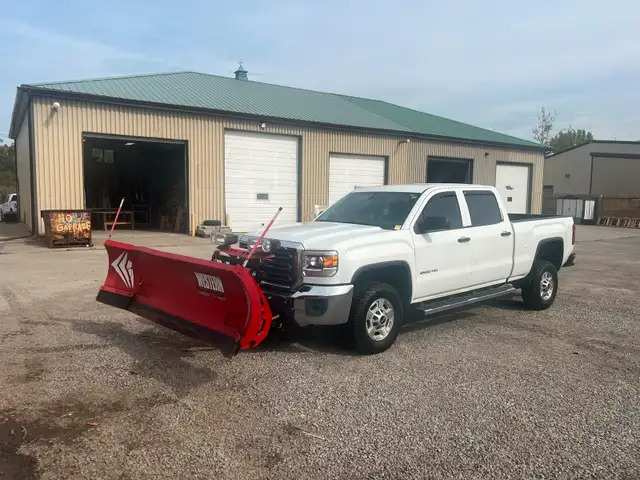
left=352, top=183, right=497, bottom=194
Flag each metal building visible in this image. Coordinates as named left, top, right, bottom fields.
left=544, top=141, right=640, bottom=197
left=9, top=70, right=544, bottom=235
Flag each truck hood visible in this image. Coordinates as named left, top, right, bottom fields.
left=265, top=222, right=385, bottom=250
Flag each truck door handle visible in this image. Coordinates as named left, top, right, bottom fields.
left=501, top=231, right=512, bottom=237
left=457, top=236, right=471, bottom=243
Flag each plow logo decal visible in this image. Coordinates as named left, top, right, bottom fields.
left=111, top=252, right=134, bottom=288
left=194, top=272, right=225, bottom=295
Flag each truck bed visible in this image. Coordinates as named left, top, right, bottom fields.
left=508, top=213, right=565, bottom=222
left=509, top=214, right=574, bottom=280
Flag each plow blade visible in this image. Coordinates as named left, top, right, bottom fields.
left=97, top=239, right=273, bottom=354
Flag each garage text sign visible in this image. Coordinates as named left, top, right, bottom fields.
left=46, top=211, right=92, bottom=243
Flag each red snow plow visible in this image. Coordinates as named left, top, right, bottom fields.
left=97, top=207, right=283, bottom=355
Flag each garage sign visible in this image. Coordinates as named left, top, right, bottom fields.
left=41, top=209, right=92, bottom=248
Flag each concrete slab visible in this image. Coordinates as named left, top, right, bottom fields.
left=0, top=222, right=31, bottom=241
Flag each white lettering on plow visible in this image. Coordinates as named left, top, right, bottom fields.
left=194, top=272, right=225, bottom=294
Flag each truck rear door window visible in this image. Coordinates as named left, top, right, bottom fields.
left=463, top=191, right=503, bottom=226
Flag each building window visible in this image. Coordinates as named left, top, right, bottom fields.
left=91, top=147, right=114, bottom=164
left=427, top=157, right=473, bottom=183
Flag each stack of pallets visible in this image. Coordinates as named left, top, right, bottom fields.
left=598, top=217, right=640, bottom=228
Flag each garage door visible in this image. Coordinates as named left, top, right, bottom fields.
left=224, top=131, right=298, bottom=232
left=329, top=154, right=386, bottom=205
left=495, top=163, right=530, bottom=213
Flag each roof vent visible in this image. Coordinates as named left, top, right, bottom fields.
left=234, top=62, right=248, bottom=81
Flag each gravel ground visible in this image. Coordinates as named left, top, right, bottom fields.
left=0, top=226, right=639, bottom=479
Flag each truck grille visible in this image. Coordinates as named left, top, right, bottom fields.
left=238, top=238, right=302, bottom=291
left=258, top=247, right=302, bottom=291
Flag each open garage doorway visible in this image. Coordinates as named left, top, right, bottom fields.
left=427, top=156, right=473, bottom=184
left=82, top=134, right=188, bottom=233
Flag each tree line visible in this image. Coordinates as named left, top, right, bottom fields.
left=0, top=144, right=17, bottom=201
left=532, top=107, right=594, bottom=154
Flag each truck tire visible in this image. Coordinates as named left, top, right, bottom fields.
left=350, top=282, right=403, bottom=354
left=521, top=259, right=558, bottom=310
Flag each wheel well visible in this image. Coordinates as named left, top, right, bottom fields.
left=535, top=238, right=564, bottom=270
left=352, top=262, right=412, bottom=303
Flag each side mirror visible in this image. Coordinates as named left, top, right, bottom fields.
left=415, top=216, right=450, bottom=234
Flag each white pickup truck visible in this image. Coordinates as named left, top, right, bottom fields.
left=238, top=183, right=575, bottom=353
left=0, top=193, right=18, bottom=222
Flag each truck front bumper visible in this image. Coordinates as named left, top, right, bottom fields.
left=290, top=284, right=354, bottom=327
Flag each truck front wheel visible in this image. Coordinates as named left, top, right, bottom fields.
left=521, top=259, right=558, bottom=310
left=350, top=282, right=403, bottom=354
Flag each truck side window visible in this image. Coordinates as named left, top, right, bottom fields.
left=414, top=192, right=462, bottom=233
left=463, top=191, right=503, bottom=226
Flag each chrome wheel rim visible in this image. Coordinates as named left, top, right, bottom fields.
left=366, top=298, right=395, bottom=341
left=540, top=271, right=554, bottom=301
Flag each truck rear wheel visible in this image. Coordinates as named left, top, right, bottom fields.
left=350, top=282, right=402, bottom=354
left=521, top=259, right=558, bottom=310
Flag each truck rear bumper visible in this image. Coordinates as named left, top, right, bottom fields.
left=290, top=284, right=354, bottom=327
left=564, top=252, right=576, bottom=267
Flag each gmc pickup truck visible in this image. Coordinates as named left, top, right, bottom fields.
left=0, top=193, right=18, bottom=222
left=97, top=183, right=575, bottom=355
left=236, top=183, right=575, bottom=353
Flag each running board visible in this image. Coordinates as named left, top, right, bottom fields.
left=417, top=284, right=517, bottom=316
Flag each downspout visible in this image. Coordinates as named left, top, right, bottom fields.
left=27, top=96, right=37, bottom=234
left=588, top=153, right=594, bottom=196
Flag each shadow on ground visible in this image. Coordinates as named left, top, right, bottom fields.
left=45, top=317, right=217, bottom=397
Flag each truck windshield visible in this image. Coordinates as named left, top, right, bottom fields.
left=316, top=191, right=421, bottom=230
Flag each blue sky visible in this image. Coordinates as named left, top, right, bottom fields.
left=2, top=0, right=639, bottom=142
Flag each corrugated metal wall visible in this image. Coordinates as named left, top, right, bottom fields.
left=31, top=96, right=543, bottom=234
left=15, top=114, right=32, bottom=229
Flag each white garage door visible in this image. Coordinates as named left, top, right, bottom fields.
left=224, top=131, right=298, bottom=232
left=329, top=154, right=386, bottom=205
left=495, top=164, right=530, bottom=213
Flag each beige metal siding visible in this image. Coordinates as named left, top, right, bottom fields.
left=15, top=112, right=32, bottom=229
left=31, top=96, right=543, bottom=234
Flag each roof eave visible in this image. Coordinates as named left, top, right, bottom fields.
left=19, top=86, right=544, bottom=151
left=8, top=86, right=31, bottom=139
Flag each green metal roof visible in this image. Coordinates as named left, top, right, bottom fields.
left=13, top=71, right=539, bottom=148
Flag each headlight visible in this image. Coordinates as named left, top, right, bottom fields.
left=303, top=251, right=338, bottom=277
left=260, top=238, right=282, bottom=253
left=212, top=232, right=238, bottom=247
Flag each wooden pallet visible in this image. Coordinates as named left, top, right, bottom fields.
left=597, top=216, right=640, bottom=228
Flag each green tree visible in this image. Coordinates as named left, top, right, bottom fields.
left=549, top=128, right=594, bottom=153
left=532, top=107, right=554, bottom=149
left=0, top=143, right=17, bottom=200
